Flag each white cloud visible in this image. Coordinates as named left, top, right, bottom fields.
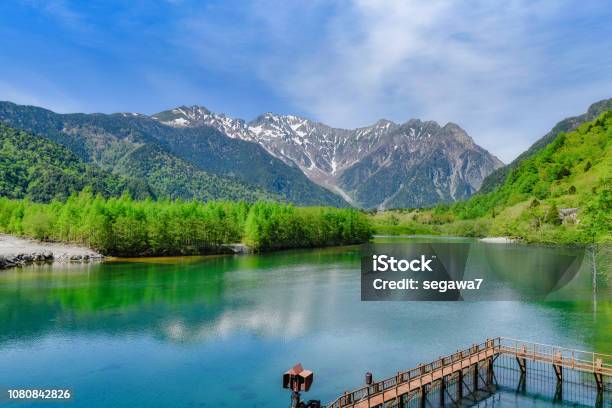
left=11, top=0, right=610, bottom=162
left=256, top=1, right=557, bottom=159
left=179, top=0, right=611, bottom=162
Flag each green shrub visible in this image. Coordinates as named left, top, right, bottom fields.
left=545, top=202, right=561, bottom=225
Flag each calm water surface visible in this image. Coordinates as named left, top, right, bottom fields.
left=0, top=237, right=609, bottom=407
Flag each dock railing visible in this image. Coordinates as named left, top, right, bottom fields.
left=326, top=337, right=612, bottom=408
left=326, top=338, right=500, bottom=408
left=499, top=337, right=612, bottom=375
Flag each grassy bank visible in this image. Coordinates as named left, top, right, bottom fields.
left=371, top=111, right=612, bottom=244
left=0, top=192, right=371, bottom=257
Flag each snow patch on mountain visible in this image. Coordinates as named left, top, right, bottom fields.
left=151, top=105, right=504, bottom=208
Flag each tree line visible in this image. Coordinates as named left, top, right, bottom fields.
left=0, top=191, right=371, bottom=256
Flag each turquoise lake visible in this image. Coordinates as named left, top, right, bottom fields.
left=0, top=237, right=609, bottom=407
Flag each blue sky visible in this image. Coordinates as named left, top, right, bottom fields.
left=1, top=0, right=611, bottom=162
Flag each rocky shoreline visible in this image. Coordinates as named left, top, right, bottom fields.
left=0, top=234, right=103, bottom=270
left=0, top=252, right=104, bottom=269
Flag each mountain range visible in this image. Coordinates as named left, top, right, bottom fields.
left=153, top=106, right=503, bottom=208
left=0, top=101, right=503, bottom=208
left=0, top=102, right=344, bottom=206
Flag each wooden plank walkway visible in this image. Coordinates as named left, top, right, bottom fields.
left=326, top=337, right=612, bottom=408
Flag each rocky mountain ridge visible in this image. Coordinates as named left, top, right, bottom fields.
left=0, top=102, right=347, bottom=207
left=154, top=106, right=504, bottom=208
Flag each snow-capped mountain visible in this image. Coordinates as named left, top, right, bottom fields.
left=153, top=105, right=504, bottom=208
left=152, top=106, right=254, bottom=141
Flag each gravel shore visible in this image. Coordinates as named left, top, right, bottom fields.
left=0, top=234, right=103, bottom=269
left=479, top=237, right=518, bottom=243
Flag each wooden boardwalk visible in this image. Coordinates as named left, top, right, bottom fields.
left=326, top=337, right=612, bottom=408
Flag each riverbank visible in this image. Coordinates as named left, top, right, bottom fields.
left=0, top=234, right=103, bottom=269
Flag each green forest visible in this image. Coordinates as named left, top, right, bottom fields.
left=0, top=123, right=152, bottom=201
left=371, top=111, right=612, bottom=244
left=0, top=192, right=371, bottom=256
left=0, top=121, right=277, bottom=203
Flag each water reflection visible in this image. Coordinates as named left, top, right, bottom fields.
left=0, top=247, right=361, bottom=343
left=0, top=239, right=609, bottom=407
left=0, top=242, right=609, bottom=345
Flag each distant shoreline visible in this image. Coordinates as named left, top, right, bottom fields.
left=0, top=232, right=589, bottom=271
left=478, top=237, right=518, bottom=244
